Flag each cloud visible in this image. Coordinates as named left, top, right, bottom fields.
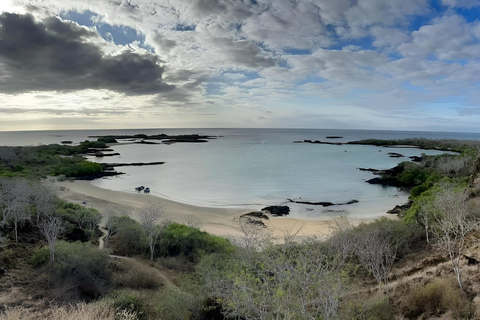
left=0, top=12, right=174, bottom=95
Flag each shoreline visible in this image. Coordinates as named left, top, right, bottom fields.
left=51, top=180, right=351, bottom=243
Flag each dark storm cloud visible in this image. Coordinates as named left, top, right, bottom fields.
left=0, top=12, right=174, bottom=95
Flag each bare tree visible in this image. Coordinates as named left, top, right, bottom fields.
left=0, top=178, right=34, bottom=242
left=138, top=206, right=163, bottom=261
left=416, top=198, right=433, bottom=244
left=237, top=217, right=272, bottom=252
left=328, top=213, right=357, bottom=262
left=39, top=214, right=64, bottom=267
left=354, top=226, right=398, bottom=290
left=32, top=184, right=56, bottom=225
left=428, top=182, right=480, bottom=289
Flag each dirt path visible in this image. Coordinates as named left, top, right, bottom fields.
left=98, top=228, right=177, bottom=290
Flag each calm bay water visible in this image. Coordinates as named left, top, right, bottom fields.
left=2, top=128, right=479, bottom=219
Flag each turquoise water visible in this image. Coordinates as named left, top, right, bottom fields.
left=1, top=128, right=476, bottom=219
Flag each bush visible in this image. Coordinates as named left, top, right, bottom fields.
left=159, top=223, right=234, bottom=261
left=80, top=140, right=107, bottom=148
left=0, top=249, right=16, bottom=268
left=108, top=216, right=148, bottom=256
left=29, top=246, right=49, bottom=267
left=112, top=259, right=163, bottom=289
left=401, top=278, right=473, bottom=318
left=109, top=290, right=144, bottom=316
left=352, top=217, right=425, bottom=258
left=53, top=241, right=111, bottom=299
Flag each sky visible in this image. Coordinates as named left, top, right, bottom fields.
left=1, top=0, right=480, bottom=132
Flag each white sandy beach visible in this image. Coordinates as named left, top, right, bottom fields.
left=51, top=180, right=341, bottom=243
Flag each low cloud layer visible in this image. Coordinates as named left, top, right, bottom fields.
left=0, top=12, right=173, bottom=95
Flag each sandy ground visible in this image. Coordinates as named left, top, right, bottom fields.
left=50, top=180, right=365, bottom=243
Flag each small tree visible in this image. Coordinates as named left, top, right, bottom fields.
left=428, top=182, right=479, bottom=289
left=354, top=225, right=397, bottom=291
left=138, top=206, right=163, bottom=261
left=39, top=214, right=64, bottom=267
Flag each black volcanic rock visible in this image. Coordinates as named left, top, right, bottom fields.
left=288, top=199, right=358, bottom=206
left=262, top=206, right=290, bottom=217
left=388, top=152, right=405, bottom=158
left=241, top=211, right=269, bottom=220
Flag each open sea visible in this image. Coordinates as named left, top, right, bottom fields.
left=2, top=128, right=480, bottom=220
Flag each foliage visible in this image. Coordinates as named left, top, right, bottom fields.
left=350, top=138, right=480, bottom=153
left=0, top=143, right=106, bottom=178
left=159, top=223, right=234, bottom=261
left=109, top=290, right=144, bottom=316
left=155, top=274, right=207, bottom=320
left=401, top=278, right=474, bottom=319
left=111, top=258, right=163, bottom=289
left=53, top=159, right=103, bottom=178
left=53, top=241, right=111, bottom=299
left=199, top=239, right=348, bottom=320
left=97, top=136, right=118, bottom=143
left=108, top=216, right=148, bottom=256
left=56, top=200, right=101, bottom=241
left=29, top=246, right=49, bottom=267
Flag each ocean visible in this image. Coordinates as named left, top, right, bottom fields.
left=1, top=128, right=479, bottom=220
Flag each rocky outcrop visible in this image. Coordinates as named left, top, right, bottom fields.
left=240, top=211, right=269, bottom=220
left=261, top=206, right=290, bottom=217
left=301, top=140, right=343, bottom=145
left=387, top=201, right=412, bottom=215
left=89, top=133, right=215, bottom=144
left=105, top=162, right=165, bottom=167
left=388, top=152, right=405, bottom=158
left=288, top=199, right=358, bottom=207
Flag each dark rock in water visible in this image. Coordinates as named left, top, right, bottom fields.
left=409, top=156, right=422, bottom=162
left=288, top=199, right=358, bottom=207
left=366, top=177, right=383, bottom=184
left=387, top=152, right=404, bottom=158
left=326, top=136, right=343, bottom=139
left=95, top=152, right=121, bottom=157
left=105, top=162, right=165, bottom=167
left=262, top=206, right=290, bottom=217
left=74, top=171, right=125, bottom=180
left=387, top=201, right=412, bottom=215
left=136, top=140, right=161, bottom=145
left=241, top=211, right=269, bottom=220
left=303, top=139, right=343, bottom=145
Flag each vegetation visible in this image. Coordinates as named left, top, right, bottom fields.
left=0, top=141, right=107, bottom=179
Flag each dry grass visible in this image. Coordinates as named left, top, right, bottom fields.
left=0, top=301, right=139, bottom=320
left=112, top=258, right=163, bottom=290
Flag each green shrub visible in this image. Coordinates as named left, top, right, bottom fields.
left=53, top=241, right=111, bottom=299
left=30, top=246, right=49, bottom=267
left=108, top=216, right=148, bottom=256
left=352, top=217, right=424, bottom=258
left=97, top=137, right=117, bottom=143
left=80, top=140, right=107, bottom=149
left=109, top=290, right=144, bottom=316
left=159, top=223, right=234, bottom=260
left=0, top=249, right=16, bottom=268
